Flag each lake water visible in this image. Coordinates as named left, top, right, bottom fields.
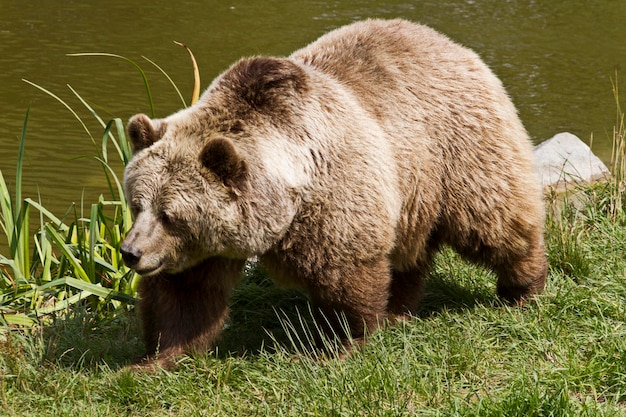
left=1, top=0, right=625, bottom=230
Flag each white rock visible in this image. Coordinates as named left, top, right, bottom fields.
left=533, top=132, right=610, bottom=189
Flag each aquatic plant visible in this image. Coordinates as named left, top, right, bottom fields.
left=609, top=73, right=625, bottom=221
left=0, top=105, right=137, bottom=327
left=0, top=46, right=201, bottom=328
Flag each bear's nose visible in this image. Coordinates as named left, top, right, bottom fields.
left=120, top=242, right=142, bottom=268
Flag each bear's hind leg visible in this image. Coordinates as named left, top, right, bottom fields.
left=387, top=267, right=427, bottom=319
left=387, top=244, right=439, bottom=318
left=494, top=235, right=548, bottom=305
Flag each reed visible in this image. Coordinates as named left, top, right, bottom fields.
left=1, top=44, right=203, bottom=328
left=0, top=106, right=137, bottom=328
left=609, top=74, right=625, bottom=222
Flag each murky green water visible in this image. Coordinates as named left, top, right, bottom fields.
left=1, top=0, right=625, bottom=223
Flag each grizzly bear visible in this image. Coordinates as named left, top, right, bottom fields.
left=121, top=18, right=547, bottom=367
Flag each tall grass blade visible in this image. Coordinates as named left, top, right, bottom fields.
left=610, top=73, right=625, bottom=221
left=16, top=202, right=30, bottom=279
left=22, top=79, right=94, bottom=142
left=45, top=225, right=90, bottom=283
left=1, top=312, right=37, bottom=327
left=95, top=158, right=126, bottom=207
left=174, top=41, right=201, bottom=105
left=142, top=55, right=187, bottom=108
left=0, top=257, right=24, bottom=286
left=33, top=292, right=84, bottom=316
left=67, top=53, right=156, bottom=118
left=25, top=198, right=69, bottom=232
left=114, top=118, right=133, bottom=165
left=88, top=204, right=99, bottom=283
left=1, top=106, right=33, bottom=280
left=15, top=105, right=29, bottom=217
left=0, top=171, right=15, bottom=249
left=33, top=230, right=52, bottom=283
left=33, top=191, right=52, bottom=284
left=66, top=84, right=116, bottom=162
left=102, top=119, right=127, bottom=166
left=63, top=277, right=135, bottom=304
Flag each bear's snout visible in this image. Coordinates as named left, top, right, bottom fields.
left=120, top=242, right=143, bottom=269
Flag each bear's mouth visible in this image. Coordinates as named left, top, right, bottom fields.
left=134, top=262, right=165, bottom=277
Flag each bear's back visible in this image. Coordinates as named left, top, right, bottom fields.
left=290, top=19, right=508, bottom=133
left=291, top=19, right=541, bottom=267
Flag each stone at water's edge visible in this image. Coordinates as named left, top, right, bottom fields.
left=533, top=132, right=610, bottom=190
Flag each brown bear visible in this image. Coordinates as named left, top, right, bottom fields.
left=121, top=18, right=547, bottom=367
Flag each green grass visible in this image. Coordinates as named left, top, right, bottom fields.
left=1, top=58, right=625, bottom=415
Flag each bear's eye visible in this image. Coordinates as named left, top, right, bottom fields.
left=158, top=211, right=175, bottom=227
left=130, top=201, right=142, bottom=217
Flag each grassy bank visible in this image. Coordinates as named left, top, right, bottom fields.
left=1, top=187, right=625, bottom=416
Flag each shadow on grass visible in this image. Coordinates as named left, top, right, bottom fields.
left=34, top=260, right=499, bottom=370
left=216, top=274, right=312, bottom=359
left=217, top=264, right=498, bottom=359
left=416, top=270, right=497, bottom=318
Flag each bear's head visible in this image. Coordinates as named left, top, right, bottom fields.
left=120, top=114, right=250, bottom=276
left=120, top=57, right=310, bottom=276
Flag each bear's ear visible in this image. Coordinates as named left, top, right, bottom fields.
left=228, top=57, right=308, bottom=110
left=127, top=114, right=166, bottom=152
left=200, top=137, right=248, bottom=189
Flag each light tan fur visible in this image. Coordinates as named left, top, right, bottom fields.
left=121, top=19, right=547, bottom=367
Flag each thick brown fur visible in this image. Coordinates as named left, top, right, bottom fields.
left=121, top=19, right=547, bottom=367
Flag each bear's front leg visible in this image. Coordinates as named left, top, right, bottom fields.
left=135, top=258, right=244, bottom=368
